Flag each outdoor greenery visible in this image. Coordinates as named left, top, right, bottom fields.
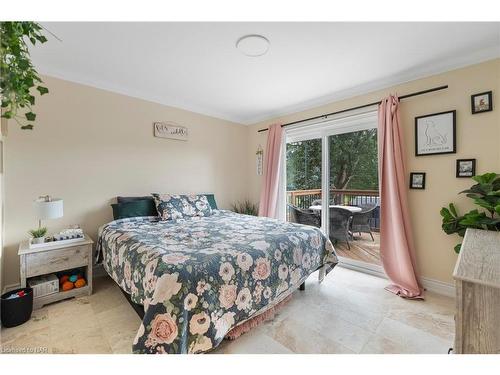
left=286, top=138, right=322, bottom=191
left=440, top=172, right=500, bottom=253
left=286, top=129, right=379, bottom=191
left=231, top=200, right=259, bottom=216
left=29, top=227, right=47, bottom=238
left=1, top=21, right=49, bottom=130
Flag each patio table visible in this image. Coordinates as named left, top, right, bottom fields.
left=308, top=205, right=362, bottom=213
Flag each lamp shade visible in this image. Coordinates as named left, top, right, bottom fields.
left=33, top=198, right=63, bottom=220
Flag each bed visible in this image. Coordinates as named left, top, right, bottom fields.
left=97, top=207, right=337, bottom=354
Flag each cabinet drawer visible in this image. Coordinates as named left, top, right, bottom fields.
left=26, top=245, right=90, bottom=277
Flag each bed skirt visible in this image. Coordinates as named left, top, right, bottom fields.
left=121, top=282, right=305, bottom=321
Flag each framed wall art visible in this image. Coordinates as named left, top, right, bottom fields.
left=471, top=91, right=492, bottom=114
left=456, top=159, right=476, bottom=178
left=410, top=172, right=426, bottom=189
left=415, top=110, right=456, bottom=156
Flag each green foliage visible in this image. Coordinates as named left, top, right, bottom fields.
left=28, top=227, right=47, bottom=238
left=330, top=129, right=378, bottom=190
left=440, top=173, right=500, bottom=253
left=286, top=129, right=378, bottom=191
left=231, top=200, right=259, bottom=216
left=1, top=21, right=49, bottom=129
left=286, top=139, right=322, bottom=190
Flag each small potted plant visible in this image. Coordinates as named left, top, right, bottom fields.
left=29, top=227, right=48, bottom=244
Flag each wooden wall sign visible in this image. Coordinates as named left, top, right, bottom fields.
left=153, top=121, right=188, bottom=141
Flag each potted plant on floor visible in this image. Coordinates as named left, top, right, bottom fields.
left=440, top=172, right=500, bottom=253
left=231, top=200, right=259, bottom=216
left=29, top=227, right=48, bottom=244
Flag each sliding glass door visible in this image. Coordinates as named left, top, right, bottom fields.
left=328, top=129, right=381, bottom=267
left=284, top=110, right=381, bottom=270
left=285, top=137, right=323, bottom=231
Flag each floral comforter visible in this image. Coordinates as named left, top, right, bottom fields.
left=97, top=210, right=337, bottom=354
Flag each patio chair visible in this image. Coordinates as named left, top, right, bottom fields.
left=311, top=199, right=322, bottom=207
left=287, top=204, right=321, bottom=228
left=329, top=207, right=353, bottom=250
left=350, top=205, right=377, bottom=241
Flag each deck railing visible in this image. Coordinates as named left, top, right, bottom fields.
left=286, top=188, right=380, bottom=230
left=287, top=188, right=379, bottom=207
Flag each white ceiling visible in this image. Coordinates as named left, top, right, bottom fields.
left=31, top=22, right=500, bottom=125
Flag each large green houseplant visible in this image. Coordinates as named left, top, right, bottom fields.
left=440, top=172, right=500, bottom=253
left=1, top=21, right=49, bottom=129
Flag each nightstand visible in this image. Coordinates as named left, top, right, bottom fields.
left=18, top=235, right=94, bottom=309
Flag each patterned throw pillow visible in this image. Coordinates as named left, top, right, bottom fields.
left=151, top=194, right=213, bottom=221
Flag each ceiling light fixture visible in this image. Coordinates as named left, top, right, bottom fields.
left=236, top=35, right=270, bottom=57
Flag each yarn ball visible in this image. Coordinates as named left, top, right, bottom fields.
left=77, top=274, right=84, bottom=280
left=62, top=281, right=74, bottom=291
left=69, top=275, right=78, bottom=283
left=74, top=278, right=86, bottom=288
left=60, top=275, right=69, bottom=285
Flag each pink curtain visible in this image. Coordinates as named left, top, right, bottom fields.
left=378, top=96, right=423, bottom=299
left=258, top=123, right=283, bottom=218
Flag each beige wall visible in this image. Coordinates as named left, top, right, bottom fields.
left=1, top=116, right=5, bottom=292
left=246, top=59, right=500, bottom=284
left=3, top=59, right=499, bottom=288
left=3, top=76, right=249, bottom=287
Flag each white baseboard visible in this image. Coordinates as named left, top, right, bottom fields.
left=4, top=264, right=455, bottom=299
left=338, top=259, right=455, bottom=298
left=420, top=276, right=456, bottom=298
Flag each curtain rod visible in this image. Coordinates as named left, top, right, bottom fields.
left=257, top=85, right=448, bottom=133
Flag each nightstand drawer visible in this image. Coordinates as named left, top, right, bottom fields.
left=26, top=245, right=90, bottom=277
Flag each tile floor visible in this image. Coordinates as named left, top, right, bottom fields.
left=0, top=266, right=455, bottom=354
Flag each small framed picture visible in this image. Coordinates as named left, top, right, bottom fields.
left=410, top=172, right=426, bottom=189
left=471, top=91, right=492, bottom=114
left=415, top=110, right=456, bottom=156
left=456, top=159, right=476, bottom=178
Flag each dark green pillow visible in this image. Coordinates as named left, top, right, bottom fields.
left=113, top=194, right=218, bottom=220
left=204, top=194, right=218, bottom=210
left=111, top=200, right=157, bottom=220
left=118, top=194, right=218, bottom=210
left=117, top=196, right=154, bottom=204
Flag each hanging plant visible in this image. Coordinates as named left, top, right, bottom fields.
left=0, top=21, right=49, bottom=130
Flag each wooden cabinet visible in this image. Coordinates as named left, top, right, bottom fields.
left=18, top=236, right=94, bottom=309
left=453, top=229, right=500, bottom=354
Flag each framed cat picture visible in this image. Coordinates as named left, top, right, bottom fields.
left=415, top=110, right=456, bottom=156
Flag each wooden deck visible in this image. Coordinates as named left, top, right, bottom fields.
left=334, top=231, right=381, bottom=266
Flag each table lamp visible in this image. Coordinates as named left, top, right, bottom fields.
left=33, top=195, right=64, bottom=231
